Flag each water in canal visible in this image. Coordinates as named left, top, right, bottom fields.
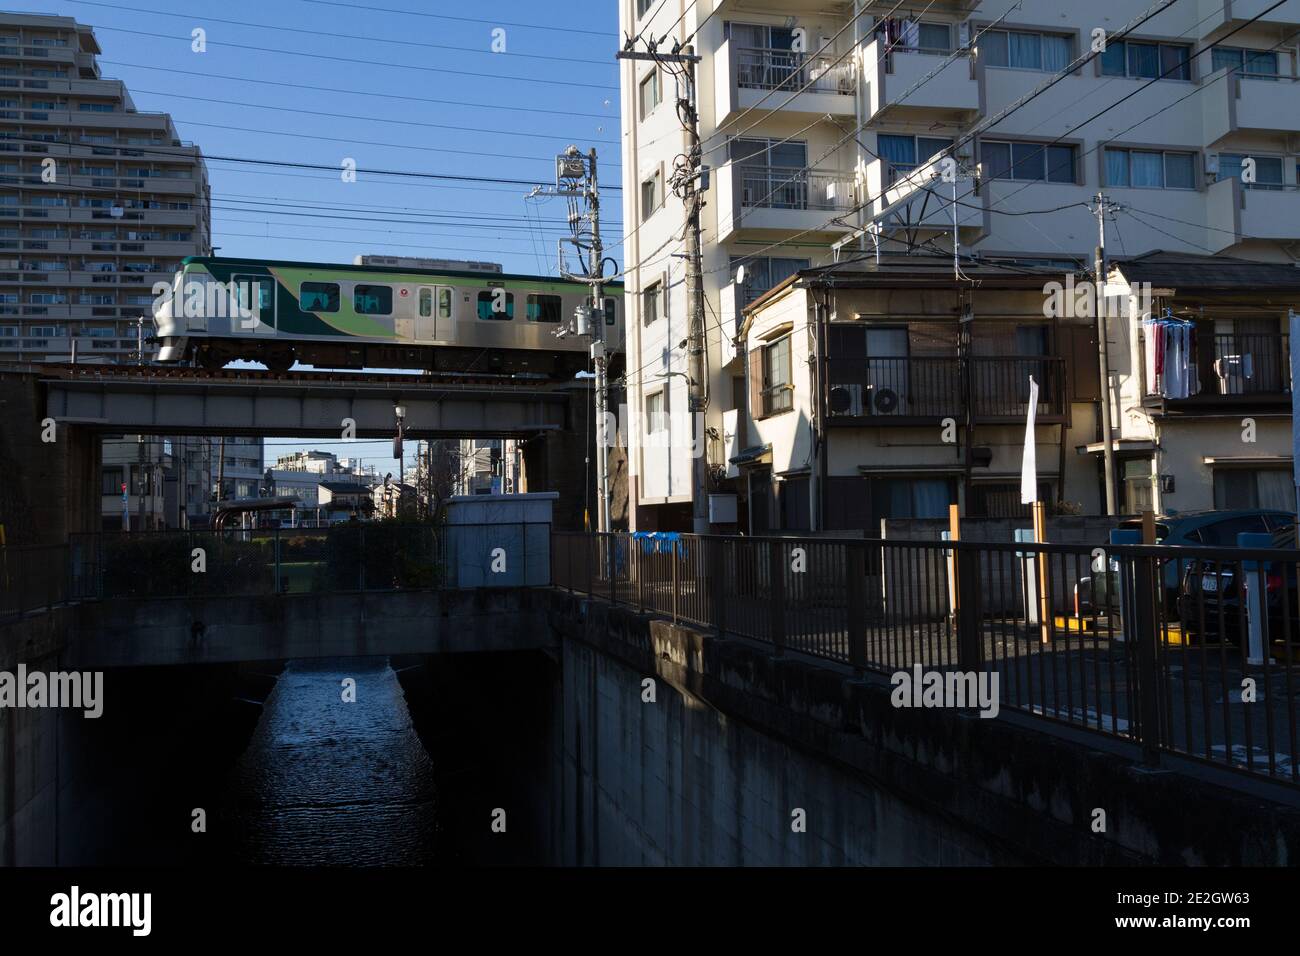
left=223, top=657, right=439, bottom=865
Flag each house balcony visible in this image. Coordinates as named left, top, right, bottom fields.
left=1142, top=331, right=1291, bottom=412
left=714, top=162, right=855, bottom=243
left=824, top=354, right=1067, bottom=426
left=862, top=38, right=978, bottom=123
left=714, top=38, right=855, bottom=126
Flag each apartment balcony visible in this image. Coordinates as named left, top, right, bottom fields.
left=1200, top=0, right=1300, bottom=31
left=1203, top=70, right=1300, bottom=142
left=1208, top=175, right=1300, bottom=250
left=824, top=354, right=1067, bottom=426
left=715, top=162, right=854, bottom=243
left=862, top=38, right=977, bottom=123
left=714, top=38, right=855, bottom=125
left=1143, top=332, right=1290, bottom=413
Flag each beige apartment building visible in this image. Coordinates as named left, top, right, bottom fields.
left=618, top=0, right=1300, bottom=530
left=0, top=12, right=211, bottom=363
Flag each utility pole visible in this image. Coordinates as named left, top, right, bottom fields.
left=545, top=146, right=613, bottom=531
left=617, top=42, right=709, bottom=534
left=217, top=435, right=226, bottom=507
left=1093, top=193, right=1118, bottom=515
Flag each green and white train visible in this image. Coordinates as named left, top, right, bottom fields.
left=152, top=256, right=624, bottom=376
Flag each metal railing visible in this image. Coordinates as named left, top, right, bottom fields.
left=739, top=165, right=851, bottom=211
left=0, top=522, right=551, bottom=604
left=0, top=542, right=100, bottom=621
left=825, top=355, right=1066, bottom=420
left=554, top=531, right=1300, bottom=785
left=734, top=47, right=853, bottom=94
left=1209, top=332, right=1290, bottom=396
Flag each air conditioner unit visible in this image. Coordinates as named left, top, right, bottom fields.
left=828, top=383, right=863, bottom=416
left=872, top=386, right=902, bottom=414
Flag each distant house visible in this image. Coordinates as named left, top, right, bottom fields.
left=317, top=481, right=373, bottom=521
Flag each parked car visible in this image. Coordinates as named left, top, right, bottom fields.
left=1178, top=523, right=1300, bottom=641
left=1074, top=509, right=1294, bottom=617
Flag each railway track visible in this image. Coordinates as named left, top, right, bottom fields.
left=26, top=362, right=586, bottom=390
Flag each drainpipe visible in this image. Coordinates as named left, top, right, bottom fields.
left=815, top=287, right=831, bottom=531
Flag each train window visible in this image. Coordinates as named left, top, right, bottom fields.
left=354, top=284, right=392, bottom=315
left=418, top=288, right=432, bottom=318
left=300, top=282, right=339, bottom=313
left=477, top=289, right=514, bottom=320
left=526, top=293, right=562, bottom=323
left=603, top=298, right=616, bottom=326
left=438, top=288, right=452, bottom=319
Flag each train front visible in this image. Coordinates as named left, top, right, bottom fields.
left=151, top=269, right=187, bottom=362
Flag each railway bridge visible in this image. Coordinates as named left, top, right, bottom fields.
left=0, top=363, right=601, bottom=538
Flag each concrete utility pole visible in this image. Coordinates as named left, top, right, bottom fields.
left=1093, top=193, right=1118, bottom=515
left=546, top=146, right=613, bottom=531
left=616, top=43, right=709, bottom=533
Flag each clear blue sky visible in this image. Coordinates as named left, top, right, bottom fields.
left=25, top=0, right=625, bottom=474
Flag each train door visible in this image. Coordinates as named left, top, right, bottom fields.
left=233, top=274, right=276, bottom=334
left=416, top=286, right=453, bottom=341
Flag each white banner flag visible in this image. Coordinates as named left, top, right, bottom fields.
left=1020, top=375, right=1039, bottom=505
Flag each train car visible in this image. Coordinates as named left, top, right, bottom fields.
left=152, top=256, right=624, bottom=376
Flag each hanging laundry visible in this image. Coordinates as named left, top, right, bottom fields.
left=1141, top=316, right=1200, bottom=399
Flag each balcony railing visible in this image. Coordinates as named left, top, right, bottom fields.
left=735, top=47, right=853, bottom=94
left=1209, top=332, right=1290, bottom=396
left=825, top=355, right=1066, bottom=421
left=739, top=165, right=850, bottom=211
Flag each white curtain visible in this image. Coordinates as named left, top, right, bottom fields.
left=1257, top=470, right=1294, bottom=511
left=1130, top=151, right=1163, bottom=187
left=1042, top=35, right=1070, bottom=72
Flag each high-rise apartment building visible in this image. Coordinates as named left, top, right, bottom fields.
left=619, top=0, right=1300, bottom=530
left=0, top=12, right=211, bottom=363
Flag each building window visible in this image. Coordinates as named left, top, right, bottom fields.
left=640, top=170, right=661, bottom=221
left=981, top=140, right=1077, bottom=183
left=300, top=282, right=339, bottom=312
left=636, top=0, right=655, bottom=18
left=639, top=70, right=660, bottom=120
left=730, top=256, right=809, bottom=305
left=868, top=477, right=954, bottom=520
left=645, top=389, right=667, bottom=434
left=642, top=281, right=661, bottom=326
left=873, top=18, right=951, bottom=53
left=1122, top=459, right=1156, bottom=513
left=525, top=293, right=562, bottom=323
left=1104, top=147, right=1195, bottom=189
left=476, top=289, right=514, bottom=320
left=981, top=29, right=1071, bottom=72
left=101, top=467, right=124, bottom=497
left=877, top=133, right=953, bottom=184
left=1217, top=152, right=1283, bottom=190
left=1210, top=46, right=1280, bottom=79
left=353, top=284, right=391, bottom=315
left=1213, top=467, right=1294, bottom=510
left=1100, top=40, right=1191, bottom=80
left=760, top=334, right=792, bottom=417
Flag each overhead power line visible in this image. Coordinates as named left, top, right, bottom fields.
left=0, top=132, right=623, bottom=189
left=99, top=60, right=617, bottom=119
left=86, top=24, right=620, bottom=91
left=296, top=0, right=615, bottom=37
left=127, top=87, right=620, bottom=145
left=65, top=0, right=618, bottom=66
